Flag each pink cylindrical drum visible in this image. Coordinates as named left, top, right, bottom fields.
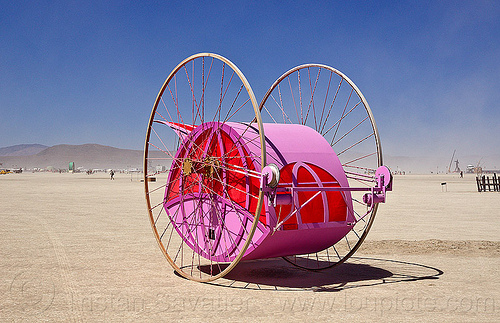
left=163, top=121, right=355, bottom=262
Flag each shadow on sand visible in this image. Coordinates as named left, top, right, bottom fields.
left=184, top=256, right=443, bottom=291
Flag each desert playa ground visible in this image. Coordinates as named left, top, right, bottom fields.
left=1, top=172, right=499, bottom=322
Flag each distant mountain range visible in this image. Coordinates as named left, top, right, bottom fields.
left=0, top=144, right=145, bottom=170
left=0, top=144, right=48, bottom=156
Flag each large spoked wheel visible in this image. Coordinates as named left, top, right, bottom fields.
left=259, top=64, right=382, bottom=270
left=144, top=53, right=266, bottom=281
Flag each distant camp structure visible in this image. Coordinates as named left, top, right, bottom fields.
left=476, top=173, right=500, bottom=192
left=0, top=162, right=22, bottom=174
left=447, top=150, right=461, bottom=173
left=69, top=162, right=75, bottom=173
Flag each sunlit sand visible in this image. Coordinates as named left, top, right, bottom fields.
left=1, top=172, right=498, bottom=321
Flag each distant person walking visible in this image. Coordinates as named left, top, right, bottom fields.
left=110, top=170, right=115, bottom=180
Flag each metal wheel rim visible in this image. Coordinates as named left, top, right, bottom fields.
left=144, top=53, right=266, bottom=281
left=259, top=63, right=382, bottom=270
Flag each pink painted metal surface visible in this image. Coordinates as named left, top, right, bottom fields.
left=162, top=121, right=365, bottom=262
left=144, top=54, right=394, bottom=281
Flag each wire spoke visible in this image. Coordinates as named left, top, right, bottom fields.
left=331, top=116, right=369, bottom=146
left=337, top=132, right=375, bottom=156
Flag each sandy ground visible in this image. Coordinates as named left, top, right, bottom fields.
left=1, top=172, right=499, bottom=322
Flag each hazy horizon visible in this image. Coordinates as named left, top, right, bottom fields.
left=1, top=2, right=499, bottom=167
left=1, top=142, right=498, bottom=174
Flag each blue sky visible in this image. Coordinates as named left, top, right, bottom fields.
left=1, top=1, right=499, bottom=164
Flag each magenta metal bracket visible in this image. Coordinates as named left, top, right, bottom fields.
left=261, top=164, right=392, bottom=231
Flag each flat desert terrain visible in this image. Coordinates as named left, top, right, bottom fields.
left=1, top=172, right=499, bottom=322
